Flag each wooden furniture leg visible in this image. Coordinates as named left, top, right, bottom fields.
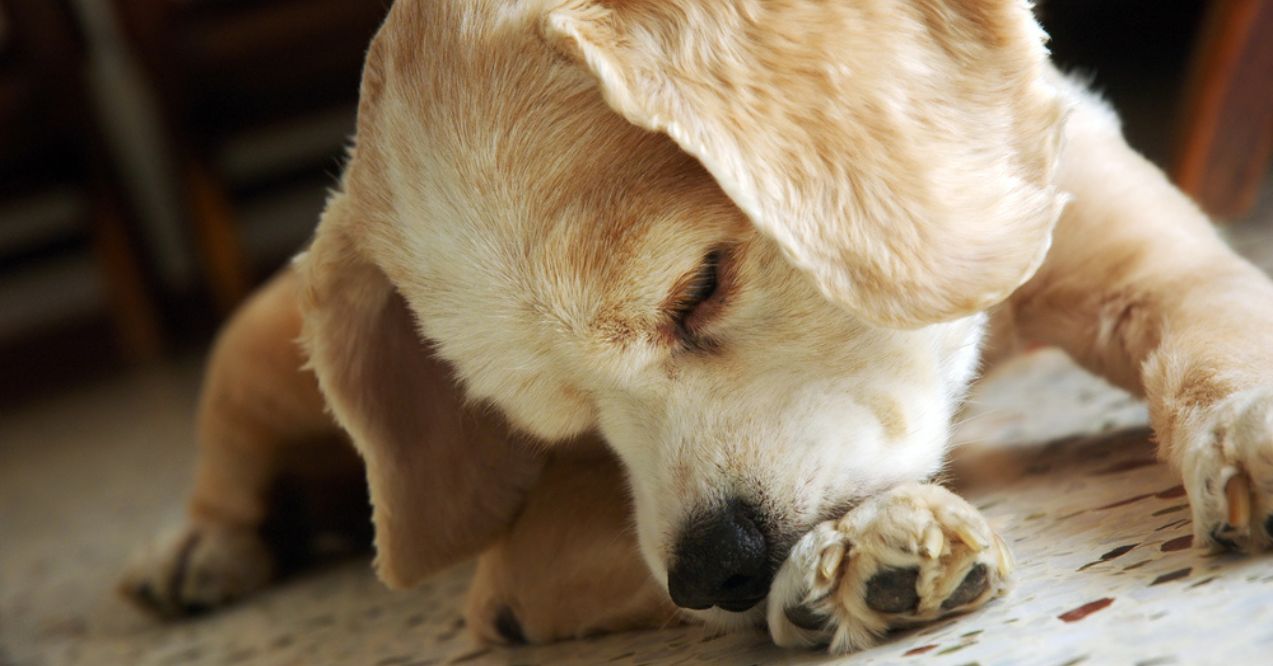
left=86, top=172, right=164, bottom=361
left=1174, top=0, right=1273, bottom=219
left=185, top=157, right=252, bottom=313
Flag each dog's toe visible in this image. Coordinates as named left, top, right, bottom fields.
left=1176, top=387, right=1273, bottom=553
left=768, top=483, right=1011, bottom=655
left=119, top=522, right=275, bottom=618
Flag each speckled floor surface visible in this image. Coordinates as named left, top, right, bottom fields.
left=5, top=210, right=1273, bottom=666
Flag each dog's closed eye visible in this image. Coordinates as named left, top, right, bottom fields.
left=666, top=249, right=727, bottom=348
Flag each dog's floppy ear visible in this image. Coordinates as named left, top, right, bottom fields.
left=297, top=196, right=543, bottom=589
left=544, top=0, right=1068, bottom=327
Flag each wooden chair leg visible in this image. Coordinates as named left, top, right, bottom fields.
left=184, top=157, right=252, bottom=313
left=1173, top=0, right=1273, bottom=220
left=87, top=178, right=164, bottom=361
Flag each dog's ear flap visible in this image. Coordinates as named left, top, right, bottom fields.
left=544, top=0, right=1068, bottom=327
left=298, top=199, right=543, bottom=589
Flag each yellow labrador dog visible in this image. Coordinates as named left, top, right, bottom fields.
left=123, top=0, right=1273, bottom=654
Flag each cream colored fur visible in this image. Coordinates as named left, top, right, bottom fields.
left=121, top=0, right=1273, bottom=655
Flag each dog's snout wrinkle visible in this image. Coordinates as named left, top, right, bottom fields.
left=667, top=500, right=774, bottom=612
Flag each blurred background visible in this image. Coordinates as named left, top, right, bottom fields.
left=0, top=0, right=389, bottom=405
left=0, top=0, right=1267, bottom=403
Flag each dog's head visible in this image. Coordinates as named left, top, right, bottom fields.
left=299, top=0, right=1065, bottom=621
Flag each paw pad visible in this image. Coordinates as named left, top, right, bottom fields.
left=865, top=567, right=920, bottom=613
left=767, top=483, right=1012, bottom=655
left=941, top=563, right=989, bottom=610
left=783, top=599, right=829, bottom=631
left=493, top=606, right=526, bottom=644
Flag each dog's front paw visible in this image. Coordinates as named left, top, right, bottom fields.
left=1174, top=387, right=1273, bottom=552
left=767, top=483, right=1011, bottom=654
left=119, top=522, right=275, bottom=617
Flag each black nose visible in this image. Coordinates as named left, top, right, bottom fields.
left=667, top=500, right=773, bottom=612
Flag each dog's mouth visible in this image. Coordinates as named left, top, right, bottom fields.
left=713, top=596, right=767, bottom=613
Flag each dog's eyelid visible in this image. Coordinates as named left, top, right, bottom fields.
left=681, top=251, right=720, bottom=306
left=665, top=248, right=730, bottom=347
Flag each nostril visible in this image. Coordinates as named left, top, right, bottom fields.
left=721, top=574, right=751, bottom=591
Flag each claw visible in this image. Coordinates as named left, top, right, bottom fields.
left=1225, top=473, right=1251, bottom=528
left=1210, top=525, right=1242, bottom=551
left=992, top=534, right=1013, bottom=578
left=818, top=543, right=845, bottom=584
left=952, top=523, right=989, bottom=552
left=922, top=525, right=944, bottom=559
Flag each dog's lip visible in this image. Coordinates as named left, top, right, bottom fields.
left=715, top=597, right=765, bottom=613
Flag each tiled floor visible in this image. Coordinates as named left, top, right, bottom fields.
left=5, top=208, right=1273, bottom=664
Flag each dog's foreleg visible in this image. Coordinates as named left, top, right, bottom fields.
left=1009, top=80, right=1273, bottom=552
left=120, top=270, right=351, bottom=615
left=465, top=445, right=680, bottom=644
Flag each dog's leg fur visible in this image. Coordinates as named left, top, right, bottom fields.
left=1009, top=80, right=1273, bottom=551
left=121, top=270, right=358, bottom=615
left=465, top=445, right=679, bottom=644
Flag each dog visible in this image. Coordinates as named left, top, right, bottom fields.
left=121, top=0, right=1273, bottom=654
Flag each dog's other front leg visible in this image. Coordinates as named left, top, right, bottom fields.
left=1009, top=77, right=1273, bottom=552
left=465, top=444, right=679, bottom=645
left=766, top=483, right=1012, bottom=654
left=120, top=271, right=356, bottom=615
